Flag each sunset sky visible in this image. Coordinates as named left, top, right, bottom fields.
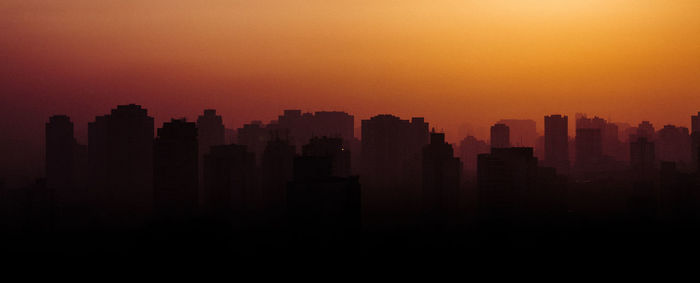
left=2, top=0, right=700, bottom=178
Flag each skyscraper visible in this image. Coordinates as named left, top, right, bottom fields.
left=630, top=137, right=655, bottom=175
left=656, top=125, right=691, bottom=166
left=575, top=128, right=602, bottom=171
left=490, top=123, right=510, bottom=149
left=458, top=135, right=490, bottom=176
left=422, top=131, right=461, bottom=230
left=154, top=119, right=198, bottom=221
left=197, top=109, right=225, bottom=204
left=88, top=104, right=154, bottom=227
left=45, top=115, right=75, bottom=190
left=202, top=144, right=258, bottom=221
left=544, top=115, right=569, bottom=175
left=497, top=119, right=537, bottom=147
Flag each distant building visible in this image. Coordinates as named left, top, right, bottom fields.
left=422, top=132, right=461, bottom=230
left=497, top=119, right=537, bottom=147
left=88, top=104, right=154, bottom=227
left=361, top=115, right=429, bottom=217
left=490, top=123, right=510, bottom=149
left=45, top=115, right=76, bottom=190
left=197, top=109, right=225, bottom=204
left=237, top=121, right=268, bottom=164
left=154, top=119, right=198, bottom=221
left=575, top=128, right=602, bottom=171
left=630, top=137, right=655, bottom=175
left=259, top=137, right=295, bottom=229
left=656, top=125, right=691, bottom=167
left=288, top=137, right=360, bottom=245
left=544, top=115, right=569, bottom=175
left=458, top=135, right=489, bottom=176
left=202, top=144, right=257, bottom=221
left=576, top=115, right=621, bottom=160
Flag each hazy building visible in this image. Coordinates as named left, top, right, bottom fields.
left=497, top=119, right=537, bottom=147
left=45, top=115, right=76, bottom=190
left=656, top=125, right=691, bottom=167
left=490, top=123, right=510, bottom=149
left=88, top=104, right=154, bottom=227
left=202, top=144, right=257, bottom=221
left=197, top=109, right=225, bottom=204
left=422, top=132, right=461, bottom=230
left=630, top=137, right=655, bottom=175
left=261, top=137, right=296, bottom=227
left=237, top=121, right=268, bottom=164
left=575, top=128, right=602, bottom=171
left=154, top=119, right=198, bottom=221
left=458, top=135, right=490, bottom=176
left=302, top=136, right=351, bottom=178
left=288, top=137, right=361, bottom=246
left=544, top=115, right=569, bottom=175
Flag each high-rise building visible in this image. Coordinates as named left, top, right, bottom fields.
left=458, top=135, right=490, bottom=175
left=88, top=104, right=154, bottom=227
left=302, top=137, right=351, bottom=178
left=692, top=113, right=700, bottom=171
left=197, top=109, right=225, bottom=204
left=656, top=125, right=691, bottom=166
left=630, top=137, right=655, bottom=175
left=422, top=132, right=461, bottom=230
left=45, top=115, right=75, bottom=189
left=497, top=119, right=537, bottom=147
left=692, top=112, right=700, bottom=134
left=576, top=115, right=621, bottom=160
left=202, top=144, right=257, bottom=221
left=575, top=128, right=602, bottom=170
left=490, top=123, right=510, bottom=149
left=154, top=119, right=198, bottom=221
left=361, top=115, right=429, bottom=223
left=261, top=137, right=296, bottom=226
left=237, top=121, right=268, bottom=164
left=287, top=137, right=361, bottom=245
left=544, top=115, right=569, bottom=174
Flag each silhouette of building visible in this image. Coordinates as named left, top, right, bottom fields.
left=237, top=121, right=269, bottom=164
left=45, top=115, right=88, bottom=197
left=458, top=135, right=489, bottom=176
left=361, top=115, right=429, bottom=219
left=302, top=137, right=351, bottom=178
left=202, top=144, right=257, bottom=222
left=575, top=128, right=602, bottom=171
left=656, top=125, right=691, bottom=167
left=576, top=115, right=621, bottom=160
left=477, top=147, right=538, bottom=245
left=691, top=113, right=700, bottom=171
left=261, top=137, right=296, bottom=227
left=154, top=119, right=198, bottom=221
left=276, top=110, right=355, bottom=151
left=544, top=115, right=569, bottom=175
left=197, top=109, right=225, bottom=205
left=422, top=132, right=461, bottom=230
left=288, top=137, right=361, bottom=247
left=497, top=119, right=537, bottom=147
left=635, top=121, right=656, bottom=141
left=490, top=123, right=510, bottom=149
left=630, top=137, right=655, bottom=175
left=88, top=104, right=154, bottom=227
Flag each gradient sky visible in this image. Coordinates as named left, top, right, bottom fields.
left=2, top=0, right=700, bottom=179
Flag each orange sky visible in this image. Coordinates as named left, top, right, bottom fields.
left=2, top=0, right=700, bottom=177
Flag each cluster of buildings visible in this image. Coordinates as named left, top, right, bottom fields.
left=3, top=104, right=700, bottom=251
